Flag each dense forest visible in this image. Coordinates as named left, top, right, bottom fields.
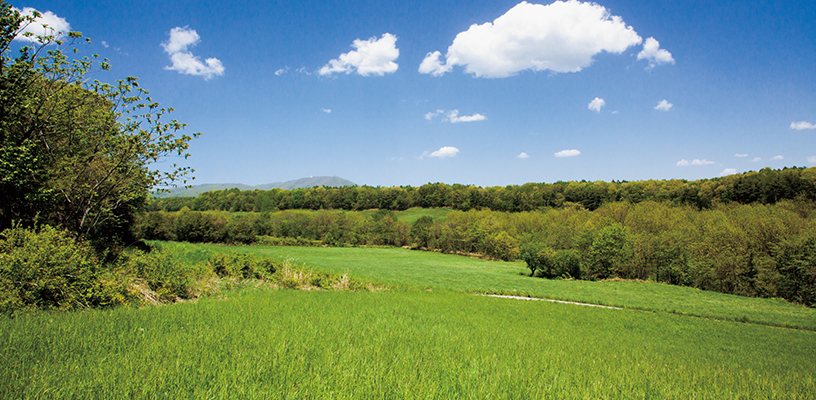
left=147, top=166, right=816, bottom=213
left=136, top=189, right=816, bottom=307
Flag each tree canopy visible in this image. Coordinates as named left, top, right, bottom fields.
left=0, top=2, right=198, bottom=252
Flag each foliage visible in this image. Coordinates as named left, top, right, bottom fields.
left=208, top=252, right=277, bottom=280
left=148, top=167, right=816, bottom=213
left=0, top=2, right=198, bottom=254
left=137, top=199, right=816, bottom=306
left=0, top=225, right=129, bottom=313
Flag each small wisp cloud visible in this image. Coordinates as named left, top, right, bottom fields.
left=677, top=159, right=714, bottom=166
left=791, top=121, right=816, bottom=130
left=637, top=37, right=675, bottom=69
left=162, top=27, right=225, bottom=79
left=517, top=152, right=530, bottom=159
left=588, top=97, right=605, bottom=113
left=425, top=109, right=486, bottom=123
left=555, top=149, right=581, bottom=158
left=422, top=146, right=460, bottom=159
left=655, top=99, right=673, bottom=111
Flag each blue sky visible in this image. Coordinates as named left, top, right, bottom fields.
left=11, top=0, right=816, bottom=187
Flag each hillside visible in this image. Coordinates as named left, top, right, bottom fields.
left=155, top=176, right=356, bottom=198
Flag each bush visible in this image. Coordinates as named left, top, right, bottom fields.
left=120, top=248, right=199, bottom=302
left=520, top=243, right=581, bottom=279
left=0, top=225, right=129, bottom=313
left=208, top=253, right=277, bottom=279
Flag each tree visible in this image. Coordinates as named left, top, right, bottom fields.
left=0, top=3, right=198, bottom=252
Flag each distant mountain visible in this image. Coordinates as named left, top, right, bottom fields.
left=155, top=176, right=356, bottom=198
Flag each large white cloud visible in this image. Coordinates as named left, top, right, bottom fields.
left=637, top=37, right=675, bottom=69
left=162, top=27, right=225, bottom=79
left=720, top=168, right=737, bottom=176
left=13, top=7, right=70, bottom=43
left=419, top=1, right=643, bottom=78
left=555, top=149, right=581, bottom=158
left=588, top=97, right=605, bottom=113
left=319, top=33, right=399, bottom=76
left=791, top=121, right=816, bottom=130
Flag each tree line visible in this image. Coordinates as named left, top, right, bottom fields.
left=135, top=199, right=816, bottom=306
left=148, top=166, right=816, bottom=213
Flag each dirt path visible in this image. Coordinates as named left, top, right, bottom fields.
left=481, top=294, right=622, bottom=310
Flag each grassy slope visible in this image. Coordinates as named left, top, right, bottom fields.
left=3, top=289, right=814, bottom=399
left=357, top=207, right=453, bottom=223
left=171, top=243, right=816, bottom=331
left=2, top=242, right=815, bottom=398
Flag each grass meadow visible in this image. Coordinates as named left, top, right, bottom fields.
left=2, top=242, right=815, bottom=398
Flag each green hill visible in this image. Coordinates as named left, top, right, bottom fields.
left=155, top=176, right=356, bottom=198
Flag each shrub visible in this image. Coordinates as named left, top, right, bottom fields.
left=119, top=248, right=199, bottom=302
left=208, top=253, right=277, bottom=279
left=0, top=225, right=128, bottom=313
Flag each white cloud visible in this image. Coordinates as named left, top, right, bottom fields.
left=321, top=108, right=331, bottom=114
left=162, top=27, right=225, bottom=79
left=720, top=168, right=738, bottom=176
left=517, top=152, right=530, bottom=159
left=425, top=109, right=486, bottom=123
left=424, top=109, right=445, bottom=120
left=296, top=67, right=312, bottom=75
left=446, top=110, right=487, bottom=123
left=791, top=121, right=816, bottom=130
left=274, top=67, right=288, bottom=76
left=808, top=156, right=816, bottom=164
left=588, top=97, right=605, bottom=113
left=418, top=51, right=450, bottom=76
left=13, top=7, right=70, bottom=43
left=419, top=1, right=642, bottom=78
left=427, top=146, right=460, bottom=158
left=677, top=159, right=714, bottom=166
left=555, top=149, right=581, bottom=158
left=771, top=155, right=784, bottom=160
left=637, top=37, right=675, bottom=69
left=734, top=154, right=748, bottom=158
left=319, top=33, right=399, bottom=76
left=101, top=41, right=109, bottom=48
left=752, top=157, right=762, bottom=162
left=655, top=99, right=673, bottom=111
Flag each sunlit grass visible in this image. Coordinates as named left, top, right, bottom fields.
left=3, top=289, right=814, bottom=399
left=3, top=242, right=815, bottom=398
left=207, top=244, right=816, bottom=331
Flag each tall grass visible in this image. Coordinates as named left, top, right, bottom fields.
left=2, top=289, right=814, bottom=399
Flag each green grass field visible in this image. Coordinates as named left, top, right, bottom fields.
left=358, top=207, right=453, bottom=223
left=167, top=242, right=816, bottom=331
left=2, top=242, right=815, bottom=398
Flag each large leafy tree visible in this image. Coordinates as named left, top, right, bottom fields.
left=0, top=3, right=198, bottom=252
